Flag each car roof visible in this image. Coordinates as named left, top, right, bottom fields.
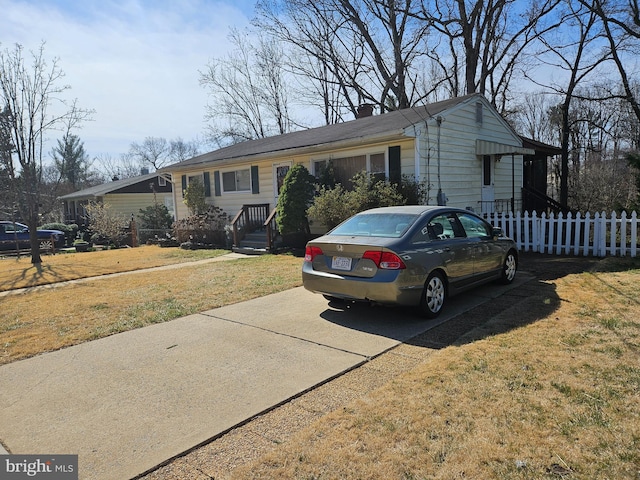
left=357, top=205, right=469, bottom=216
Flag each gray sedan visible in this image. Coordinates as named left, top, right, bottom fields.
left=302, top=206, right=518, bottom=318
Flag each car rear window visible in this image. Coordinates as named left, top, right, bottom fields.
left=330, top=213, right=418, bottom=238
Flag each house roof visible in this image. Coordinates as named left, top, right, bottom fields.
left=162, top=93, right=485, bottom=172
left=521, top=137, right=562, bottom=155
left=58, top=172, right=163, bottom=201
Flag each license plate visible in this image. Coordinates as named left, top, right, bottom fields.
left=331, top=256, right=352, bottom=271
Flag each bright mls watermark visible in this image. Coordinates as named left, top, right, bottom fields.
left=1, top=455, right=78, bottom=479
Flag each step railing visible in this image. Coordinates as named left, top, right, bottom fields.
left=231, top=204, right=273, bottom=250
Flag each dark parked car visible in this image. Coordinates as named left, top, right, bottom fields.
left=0, top=221, right=65, bottom=251
left=302, top=206, right=518, bottom=318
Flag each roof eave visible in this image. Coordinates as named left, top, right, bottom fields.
left=164, top=130, right=408, bottom=172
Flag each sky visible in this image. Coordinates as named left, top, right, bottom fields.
left=1, top=0, right=255, bottom=164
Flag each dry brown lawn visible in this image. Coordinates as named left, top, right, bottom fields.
left=2, top=249, right=639, bottom=479
left=0, top=246, right=303, bottom=365
left=0, top=245, right=230, bottom=291
left=227, top=256, right=640, bottom=479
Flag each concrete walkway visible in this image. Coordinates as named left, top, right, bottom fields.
left=0, top=268, right=531, bottom=480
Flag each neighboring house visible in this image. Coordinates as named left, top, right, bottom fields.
left=161, top=93, right=556, bottom=239
left=59, top=172, right=173, bottom=226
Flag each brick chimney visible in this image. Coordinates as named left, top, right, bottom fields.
left=357, top=104, right=374, bottom=118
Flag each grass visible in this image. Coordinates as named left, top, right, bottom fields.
left=0, top=245, right=230, bottom=291
left=227, top=258, right=640, bottom=479
left=0, top=246, right=303, bottom=364
left=2, top=248, right=639, bottom=478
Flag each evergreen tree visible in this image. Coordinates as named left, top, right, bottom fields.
left=276, top=164, right=315, bottom=235
left=52, top=133, right=90, bottom=189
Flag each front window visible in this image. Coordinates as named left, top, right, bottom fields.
left=222, top=168, right=251, bottom=193
left=313, top=152, right=386, bottom=188
left=188, top=174, right=204, bottom=186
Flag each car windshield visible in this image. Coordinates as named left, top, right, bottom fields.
left=330, top=213, right=418, bottom=238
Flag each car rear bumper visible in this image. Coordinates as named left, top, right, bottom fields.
left=302, top=262, right=422, bottom=306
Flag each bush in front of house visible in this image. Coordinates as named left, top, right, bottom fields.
left=85, top=202, right=129, bottom=247
left=138, top=204, right=174, bottom=230
left=172, top=206, right=230, bottom=248
left=276, top=164, right=315, bottom=236
left=40, top=222, right=78, bottom=247
left=183, top=177, right=207, bottom=215
left=308, top=172, right=406, bottom=230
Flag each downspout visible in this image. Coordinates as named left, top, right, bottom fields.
left=511, top=153, right=515, bottom=213
left=436, top=116, right=447, bottom=205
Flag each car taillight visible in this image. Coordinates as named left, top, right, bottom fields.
left=362, top=251, right=406, bottom=269
left=304, top=246, right=323, bottom=262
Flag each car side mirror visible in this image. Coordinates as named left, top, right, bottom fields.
left=492, top=227, right=503, bottom=239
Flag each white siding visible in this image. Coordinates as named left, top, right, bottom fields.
left=419, top=98, right=523, bottom=211
left=169, top=97, right=526, bottom=221
left=172, top=139, right=418, bottom=222
left=104, top=193, right=168, bottom=220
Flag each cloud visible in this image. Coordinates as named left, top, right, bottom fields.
left=1, top=0, right=252, bottom=160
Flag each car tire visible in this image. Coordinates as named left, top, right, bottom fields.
left=38, top=239, right=54, bottom=251
left=499, top=250, right=518, bottom=284
left=420, top=271, right=446, bottom=318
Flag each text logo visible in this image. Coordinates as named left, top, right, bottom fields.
left=2, top=455, right=78, bottom=479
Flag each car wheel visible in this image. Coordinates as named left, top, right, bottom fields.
left=420, top=271, right=446, bottom=318
left=499, top=250, right=518, bottom=284
left=38, top=239, right=53, bottom=251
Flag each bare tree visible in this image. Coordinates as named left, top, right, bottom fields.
left=200, top=29, right=295, bottom=145
left=254, top=0, right=431, bottom=121
left=94, top=153, right=140, bottom=181
left=168, top=137, right=200, bottom=163
left=580, top=0, right=640, bottom=123
left=0, top=42, right=92, bottom=264
left=126, top=136, right=200, bottom=170
left=419, top=0, right=562, bottom=113
left=527, top=1, right=611, bottom=208
left=510, top=91, right=561, bottom=145
left=129, top=137, right=169, bottom=171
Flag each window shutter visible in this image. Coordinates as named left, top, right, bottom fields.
left=203, top=171, right=211, bottom=197
left=181, top=175, right=187, bottom=197
left=251, top=166, right=259, bottom=194
left=389, top=146, right=401, bottom=184
left=214, top=171, right=221, bottom=196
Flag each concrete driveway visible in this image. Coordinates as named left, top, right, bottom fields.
left=0, top=275, right=530, bottom=480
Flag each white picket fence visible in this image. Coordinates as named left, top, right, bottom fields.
left=485, top=211, right=639, bottom=258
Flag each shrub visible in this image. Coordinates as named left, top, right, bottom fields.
left=138, top=204, right=173, bottom=229
left=398, top=174, right=430, bottom=205
left=172, top=206, right=230, bottom=248
left=308, top=172, right=405, bottom=230
left=40, top=222, right=78, bottom=246
left=276, top=164, right=315, bottom=235
left=85, top=202, right=129, bottom=246
left=183, top=177, right=207, bottom=215
left=307, top=184, right=355, bottom=230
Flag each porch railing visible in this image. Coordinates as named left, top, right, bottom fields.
left=231, top=203, right=272, bottom=249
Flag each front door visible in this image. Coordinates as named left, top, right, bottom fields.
left=273, top=161, right=293, bottom=207
left=481, top=155, right=495, bottom=214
